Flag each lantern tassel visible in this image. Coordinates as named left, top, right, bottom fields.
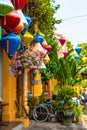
left=6, top=39, right=9, bottom=54
left=4, top=15, right=6, bottom=25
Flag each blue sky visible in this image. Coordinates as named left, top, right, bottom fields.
left=54, top=0, right=87, bottom=47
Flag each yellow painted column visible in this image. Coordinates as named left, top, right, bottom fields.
left=31, top=70, right=42, bottom=97
left=48, top=78, right=54, bottom=98
left=2, top=50, right=16, bottom=122
left=23, top=69, right=29, bottom=116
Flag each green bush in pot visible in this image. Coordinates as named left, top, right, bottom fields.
left=56, top=85, right=77, bottom=124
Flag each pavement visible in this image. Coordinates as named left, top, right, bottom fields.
left=22, top=114, right=87, bottom=130
left=22, top=120, right=87, bottom=130
left=1, top=114, right=87, bottom=130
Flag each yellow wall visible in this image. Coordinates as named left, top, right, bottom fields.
left=2, top=50, right=16, bottom=122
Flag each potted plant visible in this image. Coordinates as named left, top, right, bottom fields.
left=73, top=104, right=83, bottom=122
left=56, top=85, right=77, bottom=125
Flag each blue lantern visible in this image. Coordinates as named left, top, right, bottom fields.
left=75, top=46, right=82, bottom=55
left=74, top=55, right=79, bottom=60
left=34, top=33, right=44, bottom=44
left=1, top=32, right=21, bottom=58
left=22, top=15, right=32, bottom=34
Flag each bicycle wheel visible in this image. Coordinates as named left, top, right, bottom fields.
left=33, top=105, right=49, bottom=122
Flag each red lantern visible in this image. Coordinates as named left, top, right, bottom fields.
left=59, top=37, right=66, bottom=46
left=0, top=10, right=20, bottom=31
left=11, top=0, right=28, bottom=10
left=44, top=45, right=52, bottom=52
left=42, top=40, right=48, bottom=48
left=11, top=21, right=24, bottom=33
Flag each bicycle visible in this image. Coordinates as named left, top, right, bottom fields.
left=32, top=99, right=57, bottom=122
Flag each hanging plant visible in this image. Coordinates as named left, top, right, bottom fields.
left=11, top=48, right=43, bottom=75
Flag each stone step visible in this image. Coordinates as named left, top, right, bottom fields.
left=12, top=123, right=23, bottom=130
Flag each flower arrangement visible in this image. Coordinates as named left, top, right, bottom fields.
left=11, top=48, right=43, bottom=75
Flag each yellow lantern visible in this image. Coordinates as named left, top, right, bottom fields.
left=23, top=31, right=34, bottom=46
left=82, top=57, right=87, bottom=63
left=44, top=54, right=50, bottom=64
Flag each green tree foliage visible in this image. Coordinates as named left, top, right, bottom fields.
left=78, top=43, right=87, bottom=56
left=23, top=0, right=60, bottom=35
left=23, top=0, right=60, bottom=63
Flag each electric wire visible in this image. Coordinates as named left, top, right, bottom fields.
left=61, top=17, right=87, bottom=27
left=62, top=14, right=87, bottom=21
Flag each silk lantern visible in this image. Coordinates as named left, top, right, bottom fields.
left=42, top=40, right=48, bottom=48
left=34, top=34, right=44, bottom=44
left=42, top=40, right=52, bottom=52
left=59, top=37, right=66, bottom=46
left=0, top=0, right=14, bottom=16
left=40, top=61, right=46, bottom=69
left=17, top=10, right=28, bottom=28
left=63, top=52, right=68, bottom=57
left=1, top=32, right=21, bottom=58
left=75, top=46, right=82, bottom=55
left=22, top=15, right=32, bottom=34
left=32, top=43, right=47, bottom=57
left=44, top=54, right=50, bottom=64
left=23, top=31, right=34, bottom=46
left=82, top=57, right=87, bottom=63
left=11, top=19, right=24, bottom=33
left=11, top=0, right=27, bottom=10
left=44, top=45, right=52, bottom=52
left=0, top=10, right=20, bottom=31
left=74, top=55, right=79, bottom=60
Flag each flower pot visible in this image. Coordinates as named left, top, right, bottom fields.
left=62, top=116, right=73, bottom=125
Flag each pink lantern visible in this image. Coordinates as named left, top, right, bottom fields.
left=59, top=37, right=66, bottom=46
left=63, top=52, right=68, bottom=57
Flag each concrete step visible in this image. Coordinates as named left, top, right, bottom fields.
left=12, top=123, right=23, bottom=130
left=0, top=122, right=23, bottom=130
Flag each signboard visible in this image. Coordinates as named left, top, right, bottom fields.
left=32, top=80, right=40, bottom=85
